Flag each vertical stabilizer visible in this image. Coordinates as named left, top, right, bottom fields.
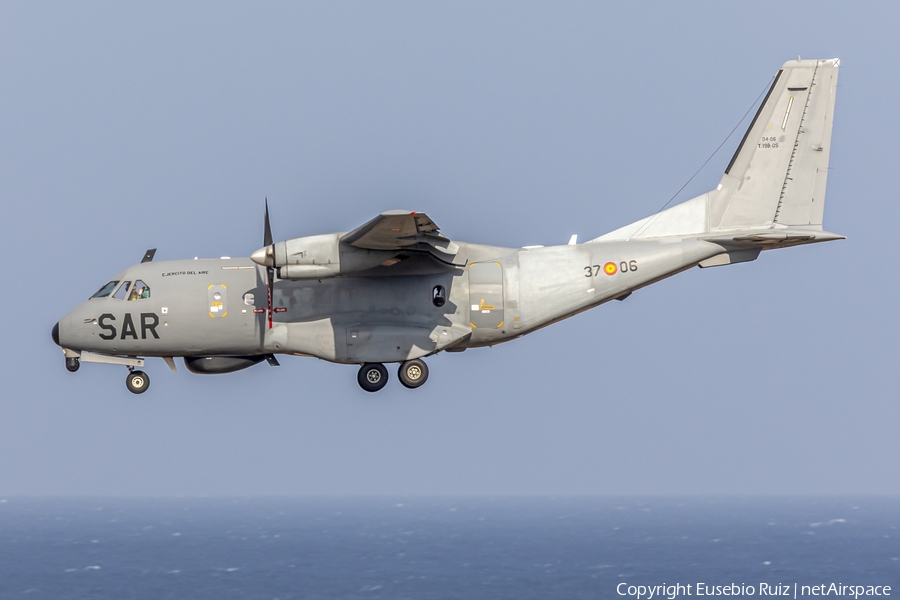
left=593, top=58, right=840, bottom=244
left=710, top=58, right=839, bottom=230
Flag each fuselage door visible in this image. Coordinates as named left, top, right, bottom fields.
left=208, top=284, right=227, bottom=318
left=469, top=261, right=504, bottom=330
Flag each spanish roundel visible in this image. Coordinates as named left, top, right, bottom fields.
left=603, top=262, right=617, bottom=276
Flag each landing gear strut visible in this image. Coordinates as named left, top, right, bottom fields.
left=398, top=359, right=429, bottom=389
left=357, top=363, right=388, bottom=392
left=65, top=357, right=80, bottom=373
left=126, top=369, right=150, bottom=394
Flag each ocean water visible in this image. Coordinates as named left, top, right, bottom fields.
left=0, top=497, right=896, bottom=599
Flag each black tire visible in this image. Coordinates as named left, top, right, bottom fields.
left=126, top=370, right=150, bottom=394
left=65, top=357, right=80, bottom=373
left=357, top=363, right=388, bottom=392
left=398, top=359, right=429, bottom=389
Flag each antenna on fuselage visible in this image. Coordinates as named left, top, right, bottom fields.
left=141, top=249, right=157, bottom=263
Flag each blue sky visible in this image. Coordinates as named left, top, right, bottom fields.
left=1, top=1, right=897, bottom=495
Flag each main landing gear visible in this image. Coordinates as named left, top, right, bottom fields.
left=125, top=368, right=150, bottom=394
left=398, top=359, right=428, bottom=389
left=357, top=363, right=389, bottom=392
left=356, top=359, right=429, bottom=392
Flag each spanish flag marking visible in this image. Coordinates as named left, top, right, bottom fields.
left=604, top=262, right=617, bottom=276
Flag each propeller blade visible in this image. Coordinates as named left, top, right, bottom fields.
left=267, top=266, right=274, bottom=329
left=263, top=196, right=273, bottom=247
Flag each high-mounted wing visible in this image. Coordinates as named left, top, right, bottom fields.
left=342, top=210, right=438, bottom=249
left=341, top=210, right=463, bottom=264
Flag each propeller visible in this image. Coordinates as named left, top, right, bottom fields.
left=251, top=198, right=289, bottom=330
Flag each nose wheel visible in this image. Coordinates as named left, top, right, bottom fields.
left=398, top=359, right=429, bottom=389
left=357, top=363, right=388, bottom=392
left=126, top=369, right=150, bottom=394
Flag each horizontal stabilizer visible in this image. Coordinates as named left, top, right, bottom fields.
left=703, top=229, right=845, bottom=248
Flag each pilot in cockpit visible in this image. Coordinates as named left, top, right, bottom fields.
left=129, top=280, right=150, bottom=300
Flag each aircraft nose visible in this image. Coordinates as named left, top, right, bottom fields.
left=52, top=321, right=60, bottom=346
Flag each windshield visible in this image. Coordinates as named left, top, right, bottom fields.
left=90, top=281, right=120, bottom=299
left=112, top=281, right=132, bottom=300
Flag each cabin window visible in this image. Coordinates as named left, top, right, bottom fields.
left=112, top=281, right=132, bottom=300
left=432, top=285, right=446, bottom=307
left=129, top=280, right=151, bottom=301
left=91, top=281, right=120, bottom=299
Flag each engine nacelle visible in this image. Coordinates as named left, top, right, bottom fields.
left=277, top=265, right=336, bottom=279
left=184, top=355, right=265, bottom=374
left=274, top=233, right=341, bottom=272
left=255, top=233, right=398, bottom=280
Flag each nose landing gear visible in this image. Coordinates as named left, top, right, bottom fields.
left=126, top=368, right=150, bottom=394
left=59, top=350, right=150, bottom=394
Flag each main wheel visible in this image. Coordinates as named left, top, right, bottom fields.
left=65, top=357, right=80, bottom=373
left=398, top=359, right=429, bottom=389
left=357, top=363, right=388, bottom=392
left=126, top=370, right=150, bottom=394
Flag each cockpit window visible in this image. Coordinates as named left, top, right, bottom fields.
left=91, top=281, right=120, bottom=299
left=129, top=280, right=150, bottom=301
left=112, top=281, right=132, bottom=300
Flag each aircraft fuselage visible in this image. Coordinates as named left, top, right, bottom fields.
left=55, top=238, right=723, bottom=365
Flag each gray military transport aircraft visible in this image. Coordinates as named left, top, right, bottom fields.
left=52, top=58, right=842, bottom=394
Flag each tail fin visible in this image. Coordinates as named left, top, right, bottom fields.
left=595, top=58, right=840, bottom=242
left=713, top=57, right=839, bottom=229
